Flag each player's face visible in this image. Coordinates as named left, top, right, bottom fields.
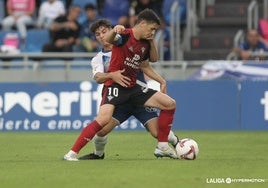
left=95, top=26, right=111, bottom=46
left=141, top=22, right=159, bottom=40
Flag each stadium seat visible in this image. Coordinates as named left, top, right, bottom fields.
left=101, top=0, right=130, bottom=26
left=71, top=0, right=97, bottom=23
left=0, top=31, right=7, bottom=45
left=162, top=0, right=186, bottom=25
left=23, top=29, right=50, bottom=52
left=0, top=0, right=5, bottom=27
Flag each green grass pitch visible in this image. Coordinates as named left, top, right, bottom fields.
left=0, top=131, right=268, bottom=188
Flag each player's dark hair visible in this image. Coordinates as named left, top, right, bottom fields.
left=136, top=8, right=160, bottom=25
left=90, top=19, right=112, bottom=33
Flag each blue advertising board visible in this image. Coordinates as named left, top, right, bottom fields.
left=0, top=80, right=246, bottom=131
left=0, top=81, right=155, bottom=131
left=240, top=81, right=268, bottom=130
left=168, top=80, right=239, bottom=130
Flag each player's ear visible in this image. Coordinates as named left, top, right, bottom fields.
left=139, top=20, right=147, bottom=27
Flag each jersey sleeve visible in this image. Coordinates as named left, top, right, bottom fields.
left=91, top=53, right=104, bottom=77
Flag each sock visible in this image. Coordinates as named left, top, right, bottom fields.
left=71, top=120, right=102, bottom=153
left=157, top=109, right=175, bottom=142
left=93, top=135, right=108, bottom=156
left=157, top=142, right=169, bottom=149
left=168, top=130, right=179, bottom=146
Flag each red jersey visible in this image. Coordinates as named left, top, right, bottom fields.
left=105, top=29, right=150, bottom=87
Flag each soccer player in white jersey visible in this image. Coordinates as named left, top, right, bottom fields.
left=63, top=10, right=178, bottom=161
left=76, top=19, right=179, bottom=160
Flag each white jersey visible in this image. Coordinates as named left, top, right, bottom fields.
left=38, top=0, right=65, bottom=19
left=91, top=49, right=112, bottom=77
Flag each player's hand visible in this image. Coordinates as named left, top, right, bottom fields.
left=113, top=25, right=125, bottom=34
left=145, top=35, right=155, bottom=41
left=111, top=69, right=131, bottom=87
left=160, top=81, right=167, bottom=94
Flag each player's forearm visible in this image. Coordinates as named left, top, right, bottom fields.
left=149, top=40, right=158, bottom=62
left=141, top=62, right=165, bottom=85
left=105, top=29, right=117, bottom=44
left=94, top=72, right=112, bottom=83
left=105, top=25, right=125, bottom=44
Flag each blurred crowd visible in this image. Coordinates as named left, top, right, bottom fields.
left=232, top=14, right=268, bottom=61
left=0, top=0, right=187, bottom=60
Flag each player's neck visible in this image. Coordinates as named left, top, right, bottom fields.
left=103, top=44, right=112, bottom=51
left=132, top=27, right=141, bottom=40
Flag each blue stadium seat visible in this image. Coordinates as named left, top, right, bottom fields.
left=71, top=0, right=97, bottom=24
left=0, top=31, right=7, bottom=45
left=71, top=0, right=97, bottom=6
left=101, top=0, right=129, bottom=26
left=23, top=29, right=50, bottom=52
left=0, top=0, right=5, bottom=25
left=162, top=0, right=186, bottom=25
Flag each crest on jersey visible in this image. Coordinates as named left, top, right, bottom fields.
left=141, top=47, right=145, bottom=53
left=107, top=96, right=114, bottom=101
left=129, top=46, right=134, bottom=52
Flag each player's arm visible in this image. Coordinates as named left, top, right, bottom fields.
left=105, top=25, right=125, bottom=44
left=94, top=70, right=131, bottom=87
left=148, top=39, right=158, bottom=62
left=140, top=60, right=167, bottom=93
left=94, top=72, right=113, bottom=84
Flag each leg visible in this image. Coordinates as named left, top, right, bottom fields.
left=144, top=91, right=177, bottom=158
left=132, top=104, right=178, bottom=159
left=79, top=103, right=135, bottom=160
left=1, top=16, right=15, bottom=30
left=144, top=92, right=176, bottom=142
left=145, top=118, right=179, bottom=147
left=16, top=15, right=33, bottom=39
left=79, top=118, right=119, bottom=160
left=16, top=15, right=33, bottom=49
left=63, top=104, right=114, bottom=161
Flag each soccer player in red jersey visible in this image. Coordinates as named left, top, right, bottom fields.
left=77, top=19, right=179, bottom=160
left=64, top=9, right=177, bottom=161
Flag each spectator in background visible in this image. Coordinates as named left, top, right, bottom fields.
left=73, top=3, right=101, bottom=52
left=233, top=29, right=268, bottom=61
left=258, top=17, right=268, bottom=48
left=42, top=5, right=81, bottom=53
left=129, top=0, right=162, bottom=27
left=36, top=0, right=66, bottom=29
left=1, top=0, right=36, bottom=49
left=100, top=0, right=130, bottom=27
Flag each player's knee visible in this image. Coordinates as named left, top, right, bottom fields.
left=96, top=116, right=111, bottom=126
left=167, top=98, right=176, bottom=109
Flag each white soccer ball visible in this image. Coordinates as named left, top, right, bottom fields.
left=176, top=138, right=199, bottom=160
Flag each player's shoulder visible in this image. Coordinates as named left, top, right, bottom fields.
left=124, top=28, right=132, bottom=33
left=92, top=50, right=110, bottom=60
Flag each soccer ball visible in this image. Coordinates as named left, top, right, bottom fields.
left=176, top=138, right=199, bottom=160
